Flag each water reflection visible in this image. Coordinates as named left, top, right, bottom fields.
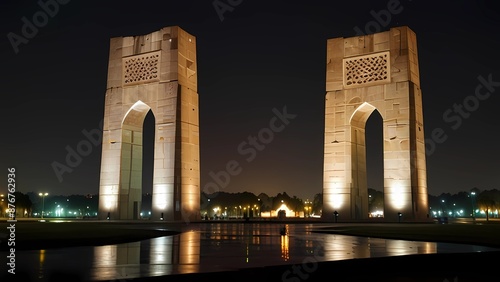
left=281, top=234, right=290, bottom=261
left=90, top=231, right=200, bottom=280
left=320, top=235, right=438, bottom=261
left=11, top=223, right=500, bottom=281
left=38, top=249, right=45, bottom=280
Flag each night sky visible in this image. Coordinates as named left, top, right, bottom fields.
left=1, top=0, right=499, bottom=200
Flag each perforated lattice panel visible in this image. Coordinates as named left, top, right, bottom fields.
left=343, top=51, right=390, bottom=88
left=123, top=51, right=161, bottom=85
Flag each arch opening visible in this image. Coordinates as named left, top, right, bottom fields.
left=141, top=110, right=155, bottom=218
left=119, top=101, right=152, bottom=220
left=366, top=110, right=384, bottom=218
left=322, top=27, right=429, bottom=222
left=349, top=102, right=381, bottom=220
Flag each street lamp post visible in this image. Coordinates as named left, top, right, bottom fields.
left=39, top=192, right=48, bottom=218
left=258, top=198, right=261, bottom=217
left=0, top=194, right=4, bottom=217
left=470, top=191, right=476, bottom=219
left=441, top=199, right=445, bottom=215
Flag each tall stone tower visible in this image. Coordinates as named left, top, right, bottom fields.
left=98, top=26, right=200, bottom=222
left=323, top=26, right=428, bottom=221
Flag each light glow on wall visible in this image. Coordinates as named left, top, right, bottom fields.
left=331, top=194, right=345, bottom=210
left=101, top=185, right=119, bottom=210
left=182, top=185, right=199, bottom=211
left=153, top=184, right=169, bottom=210
left=386, top=180, right=409, bottom=210
left=329, top=182, right=345, bottom=210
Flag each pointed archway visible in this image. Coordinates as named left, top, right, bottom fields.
left=98, top=26, right=200, bottom=221
left=119, top=101, right=152, bottom=219
left=323, top=26, right=428, bottom=221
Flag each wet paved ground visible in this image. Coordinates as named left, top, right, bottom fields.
left=7, top=222, right=500, bottom=281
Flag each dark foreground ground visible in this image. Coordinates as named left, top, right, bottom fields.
left=2, top=219, right=500, bottom=282
left=148, top=251, right=500, bottom=282
left=9, top=251, right=500, bottom=282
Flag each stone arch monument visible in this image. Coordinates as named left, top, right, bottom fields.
left=323, top=26, right=428, bottom=221
left=98, top=26, right=200, bottom=221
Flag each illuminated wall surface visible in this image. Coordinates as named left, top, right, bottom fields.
left=323, top=26, right=428, bottom=221
left=98, top=26, right=200, bottom=221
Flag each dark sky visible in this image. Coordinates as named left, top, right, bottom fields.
left=1, top=0, right=499, bottom=200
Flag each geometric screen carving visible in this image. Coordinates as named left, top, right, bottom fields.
left=123, top=51, right=161, bottom=85
left=343, top=51, right=390, bottom=88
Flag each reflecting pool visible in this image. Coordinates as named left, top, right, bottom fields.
left=7, top=223, right=500, bottom=281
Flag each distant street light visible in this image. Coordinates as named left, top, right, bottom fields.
left=39, top=192, right=48, bottom=218
left=471, top=191, right=476, bottom=219
left=0, top=194, right=4, bottom=217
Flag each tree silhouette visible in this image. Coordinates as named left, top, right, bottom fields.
left=10, top=192, right=33, bottom=217
left=368, top=188, right=384, bottom=214
left=312, top=193, right=322, bottom=215
left=477, top=190, right=499, bottom=221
